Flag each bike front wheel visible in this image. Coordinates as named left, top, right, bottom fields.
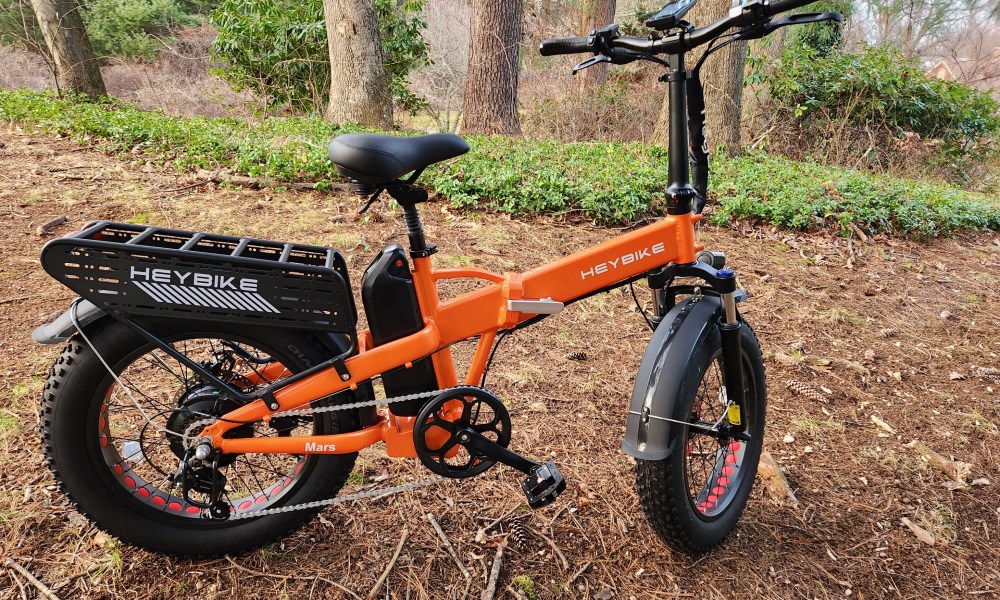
left=636, top=321, right=766, bottom=554
left=40, top=318, right=360, bottom=556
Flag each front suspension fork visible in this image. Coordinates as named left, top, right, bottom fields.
left=716, top=268, right=747, bottom=435
left=648, top=259, right=747, bottom=434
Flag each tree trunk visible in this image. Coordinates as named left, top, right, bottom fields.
left=461, top=0, right=522, bottom=135
left=323, top=0, right=393, bottom=128
left=578, top=0, right=616, bottom=88
left=652, top=0, right=748, bottom=155
left=28, top=0, right=105, bottom=97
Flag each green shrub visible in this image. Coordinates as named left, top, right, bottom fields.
left=1, top=0, right=199, bottom=61
left=0, top=88, right=997, bottom=236
left=768, top=45, right=1000, bottom=161
left=84, top=0, right=199, bottom=61
left=0, top=0, right=45, bottom=54
left=711, top=154, right=1000, bottom=236
left=210, top=0, right=428, bottom=116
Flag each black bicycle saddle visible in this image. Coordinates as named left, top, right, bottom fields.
left=328, top=133, right=469, bottom=185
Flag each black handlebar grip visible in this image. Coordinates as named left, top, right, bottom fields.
left=764, top=0, right=821, bottom=17
left=539, top=36, right=594, bottom=56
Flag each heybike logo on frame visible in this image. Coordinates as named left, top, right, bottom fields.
left=129, top=265, right=280, bottom=313
left=580, top=241, right=667, bottom=280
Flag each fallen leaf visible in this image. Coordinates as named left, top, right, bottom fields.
left=594, top=589, right=614, bottom=600
left=901, top=517, right=935, bottom=546
left=949, top=371, right=965, bottom=381
left=972, top=477, right=991, bottom=486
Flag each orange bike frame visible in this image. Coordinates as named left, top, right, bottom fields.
left=201, top=211, right=703, bottom=457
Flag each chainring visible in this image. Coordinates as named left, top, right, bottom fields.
left=413, top=386, right=512, bottom=479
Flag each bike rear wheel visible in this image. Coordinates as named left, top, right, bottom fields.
left=40, top=318, right=359, bottom=556
left=636, top=322, right=766, bottom=554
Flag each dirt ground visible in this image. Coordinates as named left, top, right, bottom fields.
left=0, top=126, right=998, bottom=600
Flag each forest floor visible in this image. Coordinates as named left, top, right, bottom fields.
left=0, top=127, right=998, bottom=600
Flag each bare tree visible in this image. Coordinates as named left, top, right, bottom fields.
left=652, top=0, right=748, bottom=154
left=28, top=0, right=105, bottom=97
left=323, top=0, right=393, bottom=128
left=461, top=0, right=522, bottom=135
left=578, top=0, right=616, bottom=88
left=410, top=0, right=470, bottom=132
left=925, top=16, right=1000, bottom=97
left=857, top=0, right=986, bottom=56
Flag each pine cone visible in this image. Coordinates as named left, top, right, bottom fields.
left=506, top=514, right=530, bottom=550
left=976, top=367, right=1000, bottom=382
left=565, top=351, right=588, bottom=361
left=879, top=328, right=899, bottom=338
left=784, top=379, right=827, bottom=403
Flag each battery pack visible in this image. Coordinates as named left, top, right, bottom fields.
left=361, top=245, right=438, bottom=415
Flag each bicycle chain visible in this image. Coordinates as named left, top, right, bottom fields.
left=181, top=386, right=472, bottom=519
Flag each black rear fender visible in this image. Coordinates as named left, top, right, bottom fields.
left=32, top=300, right=377, bottom=424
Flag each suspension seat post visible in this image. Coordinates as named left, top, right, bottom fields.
left=403, top=204, right=431, bottom=258
left=385, top=181, right=437, bottom=259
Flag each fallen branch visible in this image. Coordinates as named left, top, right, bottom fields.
left=757, top=450, right=799, bottom=508
left=162, top=173, right=348, bottom=194
left=5, top=558, right=60, bottom=600
left=0, top=295, right=43, bottom=305
left=906, top=440, right=972, bottom=483
left=527, top=526, right=569, bottom=571
left=564, top=561, right=591, bottom=590
left=222, top=556, right=360, bottom=600
left=481, top=545, right=504, bottom=600
left=368, top=527, right=409, bottom=600
left=427, top=513, right=472, bottom=599
left=36, top=215, right=66, bottom=236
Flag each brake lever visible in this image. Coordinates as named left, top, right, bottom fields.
left=572, top=48, right=666, bottom=73
left=739, top=11, right=842, bottom=41
left=572, top=54, right=611, bottom=74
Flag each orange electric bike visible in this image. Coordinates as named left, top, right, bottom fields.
left=34, top=0, right=839, bottom=556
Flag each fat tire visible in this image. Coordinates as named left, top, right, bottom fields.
left=635, top=321, right=766, bottom=554
left=40, top=318, right=360, bottom=556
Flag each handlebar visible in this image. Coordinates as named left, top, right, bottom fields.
left=539, top=0, right=820, bottom=58
left=538, top=36, right=594, bottom=57
left=762, top=0, right=818, bottom=16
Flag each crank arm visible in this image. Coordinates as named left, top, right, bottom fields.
left=456, top=427, right=539, bottom=475
left=455, top=426, right=567, bottom=508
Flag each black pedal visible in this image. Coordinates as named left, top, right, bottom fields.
left=521, top=461, right=566, bottom=509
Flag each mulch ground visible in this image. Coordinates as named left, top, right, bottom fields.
left=0, top=126, right=998, bottom=599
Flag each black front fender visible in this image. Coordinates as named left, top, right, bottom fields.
left=621, top=294, right=722, bottom=461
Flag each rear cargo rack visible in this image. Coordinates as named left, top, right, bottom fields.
left=41, top=221, right=357, bottom=333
